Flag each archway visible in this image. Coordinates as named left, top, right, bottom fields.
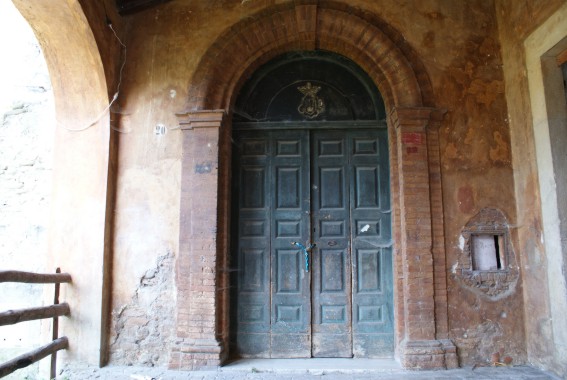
left=10, top=0, right=113, bottom=367
left=0, top=3, right=55, bottom=377
left=174, top=2, right=456, bottom=370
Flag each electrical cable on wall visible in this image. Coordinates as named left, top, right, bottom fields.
left=108, top=24, right=131, bottom=134
left=58, top=24, right=128, bottom=133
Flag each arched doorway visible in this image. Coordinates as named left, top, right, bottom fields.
left=230, top=51, right=392, bottom=359
left=174, top=2, right=457, bottom=370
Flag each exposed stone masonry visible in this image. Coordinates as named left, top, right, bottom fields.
left=110, top=250, right=176, bottom=366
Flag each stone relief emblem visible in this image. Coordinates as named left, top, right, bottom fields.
left=297, top=82, right=325, bottom=119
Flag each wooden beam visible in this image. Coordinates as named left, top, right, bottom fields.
left=0, top=270, right=71, bottom=284
left=0, top=303, right=70, bottom=326
left=0, top=337, right=68, bottom=378
left=51, top=268, right=62, bottom=380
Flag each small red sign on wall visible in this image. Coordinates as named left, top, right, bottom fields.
left=401, top=132, right=423, bottom=145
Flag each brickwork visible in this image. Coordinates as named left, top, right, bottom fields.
left=173, top=110, right=227, bottom=370
left=388, top=116, right=404, bottom=359
left=392, top=107, right=436, bottom=344
left=184, top=2, right=425, bottom=113
left=390, top=107, right=456, bottom=369
left=426, top=113, right=451, bottom=342
left=9, top=0, right=550, bottom=375
left=175, top=2, right=454, bottom=370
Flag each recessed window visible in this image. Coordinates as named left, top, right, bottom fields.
left=471, top=234, right=506, bottom=271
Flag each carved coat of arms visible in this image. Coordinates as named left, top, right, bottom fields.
left=297, top=82, right=325, bottom=119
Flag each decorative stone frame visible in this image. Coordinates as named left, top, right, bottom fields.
left=171, top=2, right=457, bottom=370
left=454, top=208, right=519, bottom=299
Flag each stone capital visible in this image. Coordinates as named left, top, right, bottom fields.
left=176, top=109, right=226, bottom=130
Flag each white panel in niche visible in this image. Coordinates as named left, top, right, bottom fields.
left=472, top=235, right=498, bottom=270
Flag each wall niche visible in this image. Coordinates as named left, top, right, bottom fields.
left=455, top=208, right=519, bottom=299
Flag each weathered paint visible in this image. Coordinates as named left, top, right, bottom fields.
left=496, top=0, right=567, bottom=376
left=107, top=0, right=524, bottom=368
left=5, top=0, right=566, bottom=376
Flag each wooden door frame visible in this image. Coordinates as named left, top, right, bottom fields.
left=171, top=2, right=457, bottom=371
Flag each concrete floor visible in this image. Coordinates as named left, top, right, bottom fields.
left=58, top=359, right=561, bottom=380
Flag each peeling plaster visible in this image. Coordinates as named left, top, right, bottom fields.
left=110, top=251, right=175, bottom=366
left=459, top=234, right=466, bottom=251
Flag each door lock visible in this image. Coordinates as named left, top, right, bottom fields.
left=291, top=241, right=316, bottom=272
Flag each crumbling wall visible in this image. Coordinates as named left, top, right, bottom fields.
left=110, top=251, right=175, bottom=366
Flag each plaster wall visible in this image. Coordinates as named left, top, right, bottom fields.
left=496, top=0, right=567, bottom=376
left=0, top=3, right=54, bottom=378
left=108, top=0, right=524, bottom=367
left=11, top=0, right=115, bottom=367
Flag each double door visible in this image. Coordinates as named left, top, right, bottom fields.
left=231, top=127, right=393, bottom=358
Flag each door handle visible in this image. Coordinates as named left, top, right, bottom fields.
left=291, top=241, right=316, bottom=272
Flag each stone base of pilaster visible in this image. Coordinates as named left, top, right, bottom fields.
left=169, top=339, right=227, bottom=370
left=400, top=339, right=458, bottom=369
left=439, top=339, right=459, bottom=369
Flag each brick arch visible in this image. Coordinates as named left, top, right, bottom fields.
left=185, top=3, right=426, bottom=112
left=174, top=1, right=456, bottom=371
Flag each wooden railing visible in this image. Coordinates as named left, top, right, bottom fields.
left=0, top=269, right=71, bottom=379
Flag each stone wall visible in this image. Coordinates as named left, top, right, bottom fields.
left=110, top=251, right=175, bottom=366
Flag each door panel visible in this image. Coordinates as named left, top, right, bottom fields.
left=270, top=130, right=311, bottom=359
left=231, top=127, right=392, bottom=359
left=350, top=131, right=394, bottom=357
left=311, top=131, right=352, bottom=357
left=232, top=130, right=311, bottom=358
left=233, top=136, right=271, bottom=357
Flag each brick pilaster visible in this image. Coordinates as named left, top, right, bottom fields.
left=391, top=107, right=456, bottom=369
left=171, top=110, right=227, bottom=370
left=427, top=111, right=458, bottom=369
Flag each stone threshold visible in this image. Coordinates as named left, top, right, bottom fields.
left=220, top=358, right=402, bottom=374
left=59, top=364, right=560, bottom=380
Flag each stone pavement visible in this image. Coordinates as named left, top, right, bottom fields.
left=58, top=359, right=562, bottom=380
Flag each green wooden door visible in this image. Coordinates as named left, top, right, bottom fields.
left=231, top=127, right=393, bottom=358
